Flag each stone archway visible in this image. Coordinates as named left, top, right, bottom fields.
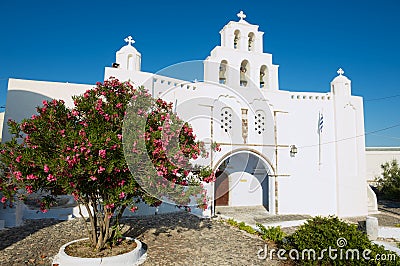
left=213, top=150, right=273, bottom=211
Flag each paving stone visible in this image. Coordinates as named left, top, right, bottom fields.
left=0, top=213, right=284, bottom=265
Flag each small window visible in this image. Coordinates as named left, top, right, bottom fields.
left=240, top=60, right=249, bottom=87
left=248, top=32, right=255, bottom=51
left=254, top=110, right=266, bottom=135
left=219, top=60, right=228, bottom=84
left=127, top=54, right=134, bottom=70
left=234, top=30, right=240, bottom=49
left=221, top=107, right=233, bottom=133
left=260, top=65, right=267, bottom=88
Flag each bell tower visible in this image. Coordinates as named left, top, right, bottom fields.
left=204, top=11, right=279, bottom=90
left=115, top=36, right=142, bottom=72
left=219, top=11, right=264, bottom=53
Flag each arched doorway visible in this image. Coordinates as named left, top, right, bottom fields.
left=214, top=151, right=273, bottom=210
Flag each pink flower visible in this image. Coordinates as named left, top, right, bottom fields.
left=90, top=176, right=97, bottom=181
left=117, top=134, right=123, bottom=140
left=72, top=192, right=79, bottom=200
left=26, top=174, right=38, bottom=180
left=15, top=156, right=22, bottom=163
left=105, top=203, right=114, bottom=209
left=99, top=149, right=106, bottom=159
left=98, top=166, right=106, bottom=173
left=14, top=171, right=23, bottom=181
left=26, top=185, right=33, bottom=194
left=119, top=192, right=125, bottom=199
left=1, top=196, right=6, bottom=203
left=71, top=110, right=79, bottom=116
left=47, top=174, right=56, bottom=182
left=116, top=103, right=123, bottom=109
left=44, top=164, right=49, bottom=173
left=130, top=206, right=138, bottom=213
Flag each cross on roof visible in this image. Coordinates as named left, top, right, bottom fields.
left=237, top=10, right=246, bottom=21
left=124, top=36, right=135, bottom=46
left=337, top=68, right=344, bottom=76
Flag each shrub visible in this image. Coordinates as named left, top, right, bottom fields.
left=226, top=218, right=238, bottom=227
left=238, top=221, right=257, bottom=235
left=225, top=219, right=257, bottom=235
left=256, top=223, right=286, bottom=243
left=375, top=159, right=400, bottom=200
left=284, top=216, right=400, bottom=265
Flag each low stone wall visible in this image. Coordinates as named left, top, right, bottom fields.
left=366, top=147, right=400, bottom=183
left=0, top=196, right=185, bottom=228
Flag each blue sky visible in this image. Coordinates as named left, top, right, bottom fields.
left=0, top=0, right=399, bottom=146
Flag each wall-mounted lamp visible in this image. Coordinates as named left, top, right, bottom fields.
left=112, top=62, right=120, bottom=68
left=290, top=145, right=298, bottom=157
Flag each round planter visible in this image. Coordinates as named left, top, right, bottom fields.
left=52, top=237, right=146, bottom=266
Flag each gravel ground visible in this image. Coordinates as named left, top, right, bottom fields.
left=0, top=213, right=286, bottom=266
left=0, top=201, right=398, bottom=266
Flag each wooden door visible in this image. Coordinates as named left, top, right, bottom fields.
left=215, top=171, right=229, bottom=206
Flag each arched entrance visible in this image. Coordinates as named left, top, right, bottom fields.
left=213, top=151, right=273, bottom=211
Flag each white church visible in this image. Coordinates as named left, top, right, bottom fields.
left=1, top=11, right=378, bottom=224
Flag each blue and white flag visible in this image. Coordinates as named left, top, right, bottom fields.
left=318, top=112, right=323, bottom=134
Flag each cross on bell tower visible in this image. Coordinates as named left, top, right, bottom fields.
left=237, top=10, right=246, bottom=21
left=337, top=68, right=344, bottom=76
left=124, top=36, right=135, bottom=46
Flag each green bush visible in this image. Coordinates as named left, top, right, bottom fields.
left=238, top=221, right=257, bottom=234
left=375, top=159, right=400, bottom=200
left=226, top=218, right=238, bottom=227
left=225, top=219, right=257, bottom=235
left=256, top=223, right=286, bottom=243
left=284, top=216, right=400, bottom=265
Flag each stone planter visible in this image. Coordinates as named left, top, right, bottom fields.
left=52, top=238, right=146, bottom=266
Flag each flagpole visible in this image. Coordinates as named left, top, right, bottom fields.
left=319, top=128, right=321, bottom=169
left=318, top=111, right=323, bottom=170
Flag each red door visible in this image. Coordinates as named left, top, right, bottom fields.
left=215, top=171, right=229, bottom=206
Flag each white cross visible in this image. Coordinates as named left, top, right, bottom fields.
left=337, top=68, right=344, bottom=76
left=237, top=11, right=246, bottom=21
left=124, top=36, right=135, bottom=46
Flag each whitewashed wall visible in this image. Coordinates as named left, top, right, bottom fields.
left=2, top=79, right=93, bottom=142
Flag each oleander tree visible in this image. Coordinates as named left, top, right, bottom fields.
left=0, top=78, right=216, bottom=251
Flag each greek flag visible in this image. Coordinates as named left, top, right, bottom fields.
left=318, top=112, right=323, bottom=134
